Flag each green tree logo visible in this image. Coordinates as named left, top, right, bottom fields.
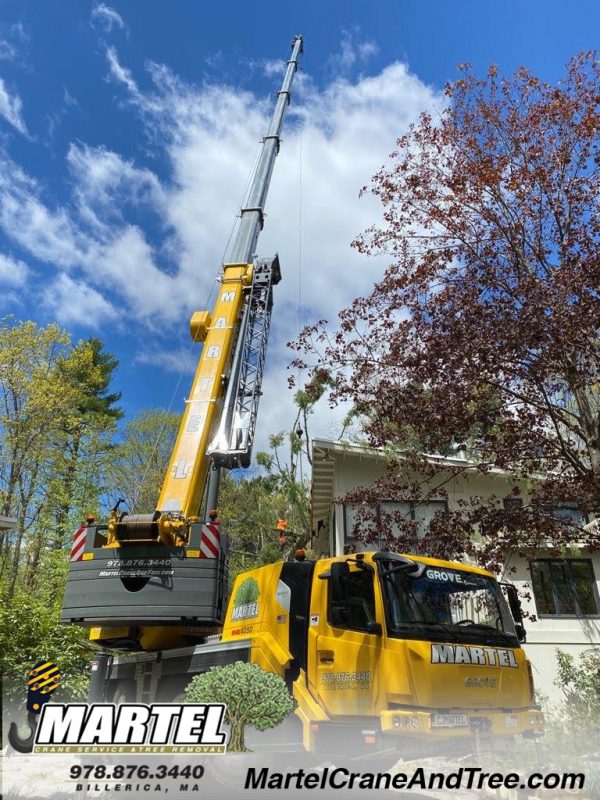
left=185, top=661, right=296, bottom=752
left=234, top=578, right=259, bottom=607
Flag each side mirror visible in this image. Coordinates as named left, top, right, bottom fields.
left=514, top=622, right=527, bottom=643
left=330, top=561, right=350, bottom=604
left=504, top=583, right=523, bottom=622
left=501, top=582, right=526, bottom=641
left=366, top=621, right=382, bottom=636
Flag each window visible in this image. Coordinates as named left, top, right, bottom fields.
left=328, top=568, right=376, bottom=632
left=530, top=559, right=599, bottom=617
left=412, top=502, right=448, bottom=538
left=343, top=501, right=448, bottom=550
left=381, top=563, right=517, bottom=645
left=343, top=504, right=378, bottom=551
left=551, top=505, right=587, bottom=527
left=380, top=502, right=414, bottom=540
left=532, top=502, right=587, bottom=528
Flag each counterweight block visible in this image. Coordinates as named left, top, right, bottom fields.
left=61, top=525, right=227, bottom=630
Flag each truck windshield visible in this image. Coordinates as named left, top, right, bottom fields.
left=380, top=563, right=518, bottom=646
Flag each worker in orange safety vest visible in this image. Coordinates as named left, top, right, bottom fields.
left=276, top=518, right=288, bottom=550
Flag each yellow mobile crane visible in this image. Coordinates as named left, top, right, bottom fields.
left=61, top=36, right=543, bottom=752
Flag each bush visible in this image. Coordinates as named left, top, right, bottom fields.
left=0, top=551, right=91, bottom=704
left=555, top=648, right=600, bottom=723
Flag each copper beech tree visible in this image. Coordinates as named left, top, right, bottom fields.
left=293, top=53, right=600, bottom=573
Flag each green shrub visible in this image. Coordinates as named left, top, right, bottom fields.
left=555, top=648, right=600, bottom=723
left=0, top=551, right=91, bottom=704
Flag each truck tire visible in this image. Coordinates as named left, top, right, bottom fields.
left=156, top=677, right=190, bottom=703
left=107, top=680, right=135, bottom=705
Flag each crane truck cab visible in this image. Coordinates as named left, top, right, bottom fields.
left=221, top=551, right=544, bottom=752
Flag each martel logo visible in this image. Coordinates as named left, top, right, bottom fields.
left=431, top=644, right=518, bottom=668
left=34, top=703, right=227, bottom=753
left=231, top=577, right=260, bottom=621
left=8, top=660, right=62, bottom=753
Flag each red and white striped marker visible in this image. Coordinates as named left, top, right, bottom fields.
left=70, top=523, right=87, bottom=561
left=200, top=523, right=221, bottom=559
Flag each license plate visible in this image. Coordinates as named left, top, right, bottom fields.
left=431, top=714, right=468, bottom=728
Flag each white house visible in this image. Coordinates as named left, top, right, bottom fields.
left=310, top=437, right=600, bottom=701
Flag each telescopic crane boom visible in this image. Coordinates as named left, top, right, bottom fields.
left=61, top=36, right=303, bottom=652
left=161, top=33, right=304, bottom=525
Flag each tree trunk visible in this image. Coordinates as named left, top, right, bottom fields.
left=0, top=451, right=20, bottom=573
left=228, top=720, right=249, bottom=752
left=6, top=511, right=26, bottom=601
left=54, top=430, right=81, bottom=549
left=25, top=505, right=45, bottom=588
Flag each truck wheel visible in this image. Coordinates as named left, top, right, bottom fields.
left=107, top=681, right=135, bottom=705
left=156, top=677, right=190, bottom=703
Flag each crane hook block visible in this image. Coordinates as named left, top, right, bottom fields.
left=190, top=311, right=212, bottom=343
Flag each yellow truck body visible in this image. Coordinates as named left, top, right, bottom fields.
left=221, top=551, right=543, bottom=750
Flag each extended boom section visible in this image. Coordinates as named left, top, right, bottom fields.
left=158, top=261, right=252, bottom=519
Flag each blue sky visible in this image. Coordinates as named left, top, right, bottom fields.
left=0, top=0, right=597, bottom=462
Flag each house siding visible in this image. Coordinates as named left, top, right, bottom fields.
left=311, top=438, right=600, bottom=702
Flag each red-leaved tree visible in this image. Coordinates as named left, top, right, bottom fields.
left=293, top=52, right=600, bottom=573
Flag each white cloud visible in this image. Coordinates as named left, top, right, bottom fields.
left=329, top=29, right=380, bottom=75
left=0, top=252, right=28, bottom=286
left=91, top=3, right=126, bottom=32
left=0, top=76, right=27, bottom=133
left=96, top=226, right=177, bottom=321
left=0, top=41, right=16, bottom=61
left=105, top=46, right=140, bottom=99
left=67, top=142, right=165, bottom=228
left=42, top=273, right=117, bottom=328
left=134, top=345, right=197, bottom=375
left=0, top=22, right=29, bottom=62
left=0, top=44, right=444, bottom=452
left=262, top=59, right=285, bottom=78
left=0, top=158, right=91, bottom=266
left=358, top=41, right=379, bottom=61
left=0, top=148, right=177, bottom=321
left=46, top=88, right=80, bottom=140
left=204, top=51, right=224, bottom=70
left=63, top=87, right=78, bottom=107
